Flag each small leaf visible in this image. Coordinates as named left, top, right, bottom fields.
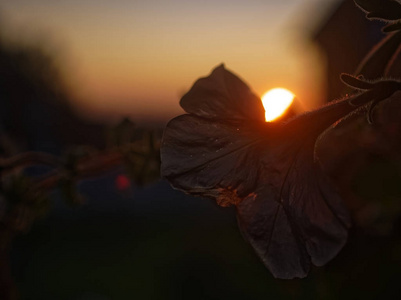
left=342, top=75, right=401, bottom=123
left=341, top=73, right=374, bottom=90
left=354, top=0, right=401, bottom=21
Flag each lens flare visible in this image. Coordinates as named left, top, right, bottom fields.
left=262, top=88, right=295, bottom=122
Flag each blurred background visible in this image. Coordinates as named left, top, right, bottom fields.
left=0, top=0, right=342, bottom=126
left=1, top=0, right=401, bottom=299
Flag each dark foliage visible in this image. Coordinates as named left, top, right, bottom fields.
left=161, top=0, right=401, bottom=279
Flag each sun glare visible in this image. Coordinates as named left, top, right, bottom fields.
left=261, top=88, right=295, bottom=122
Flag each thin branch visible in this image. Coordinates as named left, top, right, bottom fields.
left=32, top=149, right=124, bottom=191
left=0, top=152, right=62, bottom=173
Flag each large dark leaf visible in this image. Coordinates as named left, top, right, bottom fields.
left=162, top=114, right=268, bottom=206
left=161, top=65, right=397, bottom=278
left=236, top=155, right=349, bottom=278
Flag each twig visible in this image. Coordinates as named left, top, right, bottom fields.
left=0, top=152, right=62, bottom=173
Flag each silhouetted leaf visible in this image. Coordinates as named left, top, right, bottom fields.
left=162, top=114, right=267, bottom=207
left=161, top=65, right=389, bottom=278
left=354, top=0, right=401, bottom=21
left=341, top=74, right=401, bottom=123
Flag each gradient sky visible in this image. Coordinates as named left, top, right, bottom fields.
left=0, top=0, right=338, bottom=123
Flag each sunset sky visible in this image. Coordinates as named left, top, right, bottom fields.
left=0, top=0, right=338, bottom=123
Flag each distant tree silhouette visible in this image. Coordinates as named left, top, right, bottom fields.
left=0, top=27, right=160, bottom=299
left=0, top=36, right=106, bottom=153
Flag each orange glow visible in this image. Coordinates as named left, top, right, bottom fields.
left=261, top=88, right=295, bottom=122
left=0, top=2, right=324, bottom=123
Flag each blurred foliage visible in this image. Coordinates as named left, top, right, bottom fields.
left=0, top=30, right=161, bottom=230
left=0, top=175, right=50, bottom=233
left=0, top=21, right=160, bottom=299
left=107, top=118, right=161, bottom=186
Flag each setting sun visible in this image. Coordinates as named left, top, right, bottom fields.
left=262, top=88, right=295, bottom=122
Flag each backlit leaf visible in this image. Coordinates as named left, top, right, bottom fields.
left=161, top=65, right=396, bottom=278
left=180, top=64, right=265, bottom=121
left=341, top=74, right=401, bottom=123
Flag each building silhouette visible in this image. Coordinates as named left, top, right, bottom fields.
left=312, top=0, right=384, bottom=102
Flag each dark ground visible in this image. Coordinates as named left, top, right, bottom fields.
left=10, top=171, right=401, bottom=300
